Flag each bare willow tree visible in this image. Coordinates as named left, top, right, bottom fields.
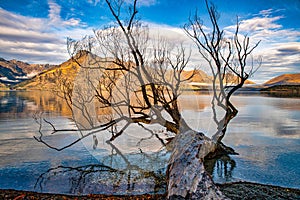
left=184, top=0, right=261, bottom=152
left=34, top=0, right=261, bottom=199
left=35, top=0, right=193, bottom=150
left=165, top=1, right=260, bottom=198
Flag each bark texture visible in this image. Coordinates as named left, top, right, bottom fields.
left=167, top=130, right=229, bottom=199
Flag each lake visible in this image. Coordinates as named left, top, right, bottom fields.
left=0, top=90, right=299, bottom=195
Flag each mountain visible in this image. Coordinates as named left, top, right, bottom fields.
left=222, top=73, right=256, bottom=85
left=182, top=70, right=211, bottom=83
left=264, top=73, right=300, bottom=86
left=14, top=51, right=106, bottom=90
left=12, top=52, right=256, bottom=91
left=182, top=70, right=255, bottom=91
left=14, top=57, right=80, bottom=90
left=260, top=73, right=300, bottom=97
left=0, top=57, right=54, bottom=86
left=0, top=82, right=8, bottom=90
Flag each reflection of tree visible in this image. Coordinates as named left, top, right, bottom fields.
left=35, top=141, right=166, bottom=195
left=205, top=155, right=236, bottom=182
left=105, top=141, right=166, bottom=193
left=35, top=164, right=121, bottom=194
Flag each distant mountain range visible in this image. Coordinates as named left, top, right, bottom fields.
left=0, top=55, right=299, bottom=91
left=14, top=56, right=80, bottom=91
left=264, top=73, right=300, bottom=86
left=0, top=57, right=56, bottom=86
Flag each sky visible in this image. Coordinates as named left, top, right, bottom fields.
left=0, top=0, right=299, bottom=83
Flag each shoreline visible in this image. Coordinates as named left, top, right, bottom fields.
left=1, top=181, right=299, bottom=199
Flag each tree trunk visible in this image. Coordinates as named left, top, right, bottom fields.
left=167, top=130, right=229, bottom=199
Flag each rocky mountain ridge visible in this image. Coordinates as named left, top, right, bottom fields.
left=0, top=57, right=56, bottom=86
left=1, top=55, right=299, bottom=91
left=264, top=73, right=300, bottom=86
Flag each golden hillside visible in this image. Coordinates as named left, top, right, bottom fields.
left=14, top=51, right=116, bottom=91
left=181, top=70, right=211, bottom=83
left=0, top=82, right=8, bottom=90
left=14, top=51, right=256, bottom=92
left=182, top=70, right=255, bottom=85
left=14, top=56, right=81, bottom=91
left=223, top=73, right=256, bottom=85
left=264, top=73, right=300, bottom=85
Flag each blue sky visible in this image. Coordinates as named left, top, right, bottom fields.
left=0, top=0, right=299, bottom=83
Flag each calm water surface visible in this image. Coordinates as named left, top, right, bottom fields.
left=0, top=91, right=299, bottom=195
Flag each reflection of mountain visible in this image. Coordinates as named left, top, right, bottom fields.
left=261, top=85, right=300, bottom=97
left=0, top=91, right=71, bottom=118
left=0, top=92, right=26, bottom=113
left=0, top=57, right=54, bottom=85
left=178, top=94, right=210, bottom=111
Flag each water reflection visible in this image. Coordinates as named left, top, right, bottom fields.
left=220, top=96, right=300, bottom=188
left=0, top=91, right=299, bottom=193
left=205, top=155, right=236, bottom=183
left=0, top=91, right=72, bottom=119
left=35, top=141, right=167, bottom=195
left=230, top=96, right=300, bottom=138
left=0, top=91, right=27, bottom=114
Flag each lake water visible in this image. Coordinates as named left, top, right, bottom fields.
left=0, top=91, right=299, bottom=195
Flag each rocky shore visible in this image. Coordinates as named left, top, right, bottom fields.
left=1, top=182, right=299, bottom=199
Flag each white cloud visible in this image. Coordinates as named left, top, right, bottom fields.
left=223, top=10, right=300, bottom=83
left=0, top=26, right=60, bottom=43
left=48, top=0, right=61, bottom=25
left=137, top=14, right=300, bottom=83
left=258, top=9, right=273, bottom=16
left=147, top=23, right=190, bottom=43
left=63, top=18, right=81, bottom=26
left=86, top=0, right=158, bottom=7
left=135, top=0, right=158, bottom=7
left=0, top=5, right=299, bottom=83
left=0, top=39, right=68, bottom=64
left=225, top=16, right=283, bottom=34
left=0, top=8, right=46, bottom=31
left=256, top=8, right=285, bottom=17
left=0, top=8, right=67, bottom=63
left=48, top=0, right=85, bottom=27
left=0, top=2, right=91, bottom=64
left=86, top=0, right=100, bottom=6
